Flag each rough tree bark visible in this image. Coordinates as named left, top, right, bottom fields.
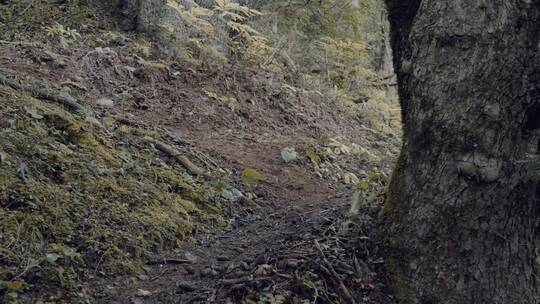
left=116, top=0, right=237, bottom=53
left=383, top=1, right=540, bottom=303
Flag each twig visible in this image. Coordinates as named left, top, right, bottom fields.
left=144, top=136, right=209, bottom=177
left=113, top=115, right=145, bottom=127
left=220, top=276, right=271, bottom=286
left=146, top=258, right=193, bottom=265
left=0, top=40, right=38, bottom=47
left=314, top=240, right=357, bottom=304
left=32, top=86, right=85, bottom=113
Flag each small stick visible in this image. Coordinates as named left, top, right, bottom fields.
left=220, top=276, right=271, bottom=286
left=144, top=136, right=209, bottom=177
left=146, top=258, right=193, bottom=265
left=314, top=240, right=357, bottom=304
left=0, top=40, right=38, bottom=46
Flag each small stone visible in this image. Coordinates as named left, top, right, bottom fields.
left=221, top=188, right=244, bottom=202
left=216, top=255, right=230, bottom=262
left=201, top=268, right=212, bottom=277
left=184, top=265, right=195, bottom=275
left=176, top=282, right=197, bottom=293
left=254, top=255, right=267, bottom=266
left=137, top=274, right=149, bottom=281
left=135, top=289, right=152, bottom=297
left=183, top=251, right=198, bottom=263
left=280, top=147, right=298, bottom=163
left=254, top=264, right=272, bottom=277
left=96, top=98, right=114, bottom=107
left=201, top=268, right=218, bottom=277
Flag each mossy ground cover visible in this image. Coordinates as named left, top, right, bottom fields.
left=0, top=86, right=225, bottom=302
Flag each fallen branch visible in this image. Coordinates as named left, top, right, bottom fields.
left=143, top=136, right=209, bottom=177
left=146, top=258, right=193, bottom=265
left=32, top=86, right=85, bottom=113
left=0, top=40, right=39, bottom=47
left=220, top=276, right=271, bottom=286
left=113, top=115, right=145, bottom=127
left=314, top=240, right=357, bottom=304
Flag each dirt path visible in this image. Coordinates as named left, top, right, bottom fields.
left=89, top=125, right=395, bottom=303
left=102, top=182, right=350, bottom=303
left=78, top=65, right=399, bottom=303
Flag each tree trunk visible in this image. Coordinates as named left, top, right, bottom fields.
left=117, top=0, right=237, bottom=54
left=383, top=1, right=540, bottom=303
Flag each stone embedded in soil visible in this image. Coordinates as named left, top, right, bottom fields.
left=138, top=274, right=149, bottom=281
left=183, top=251, right=198, bottom=263
left=253, top=255, right=267, bottom=265
left=184, top=265, right=196, bottom=274
left=254, top=264, right=273, bottom=277
left=135, top=289, right=152, bottom=297
left=201, top=268, right=219, bottom=277
left=280, top=147, right=298, bottom=162
left=217, top=255, right=231, bottom=262
left=96, top=98, right=114, bottom=107
left=176, top=282, right=197, bottom=293
left=221, top=188, right=244, bottom=201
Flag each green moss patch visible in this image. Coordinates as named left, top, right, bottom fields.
left=0, top=86, right=224, bottom=301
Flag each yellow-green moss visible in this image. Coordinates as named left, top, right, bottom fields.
left=0, top=86, right=225, bottom=300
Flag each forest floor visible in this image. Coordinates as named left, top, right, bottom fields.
left=83, top=66, right=400, bottom=303
left=86, top=62, right=400, bottom=303
left=0, top=12, right=400, bottom=304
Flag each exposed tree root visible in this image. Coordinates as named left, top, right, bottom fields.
left=0, top=68, right=85, bottom=114
left=315, top=240, right=357, bottom=304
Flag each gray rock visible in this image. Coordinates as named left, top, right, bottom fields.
left=176, top=282, right=197, bottom=293
left=183, top=251, right=198, bottom=263
left=280, top=147, right=298, bottom=163
left=96, top=98, right=114, bottom=107
left=135, top=289, right=152, bottom=297
left=221, top=187, right=244, bottom=202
